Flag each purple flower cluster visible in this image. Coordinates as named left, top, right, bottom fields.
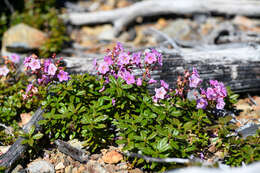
left=187, top=68, right=227, bottom=110
left=95, top=42, right=162, bottom=90
left=23, top=54, right=70, bottom=99
left=24, top=55, right=69, bottom=84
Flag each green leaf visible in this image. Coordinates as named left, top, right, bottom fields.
left=183, top=122, right=193, bottom=131
left=171, top=110, right=182, bottom=117
left=29, top=125, right=35, bottom=136
left=32, top=133, right=44, bottom=140
left=109, top=76, right=117, bottom=85
left=76, top=90, right=86, bottom=96
left=156, top=137, right=170, bottom=152
left=148, top=132, right=157, bottom=140
left=28, top=138, right=34, bottom=147
left=127, top=95, right=136, bottom=101
left=122, top=84, right=133, bottom=89
left=94, top=115, right=108, bottom=122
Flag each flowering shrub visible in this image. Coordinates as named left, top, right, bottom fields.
left=0, top=44, right=260, bottom=172
left=22, top=54, right=69, bottom=100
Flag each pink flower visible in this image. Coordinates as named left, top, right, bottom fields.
left=93, top=58, right=97, bottom=69
left=38, top=75, right=50, bottom=84
left=136, top=78, right=142, bottom=86
left=206, top=87, right=217, bottom=100
left=123, top=71, right=135, bottom=85
left=104, top=56, right=113, bottom=66
left=132, top=52, right=141, bottom=65
left=148, top=79, right=157, bottom=84
left=57, top=70, right=69, bottom=82
left=48, top=63, right=57, bottom=76
left=44, top=59, right=52, bottom=73
left=0, top=66, right=10, bottom=76
left=216, top=98, right=225, bottom=109
left=112, top=99, right=116, bottom=106
left=98, top=62, right=109, bottom=74
left=151, top=49, right=162, bottom=66
left=99, top=86, right=105, bottom=92
left=155, top=87, right=167, bottom=99
left=26, top=84, right=33, bottom=93
left=115, top=42, right=124, bottom=54
left=145, top=52, right=157, bottom=64
left=29, top=58, right=41, bottom=71
left=160, top=80, right=169, bottom=90
left=118, top=52, right=131, bottom=65
left=10, top=54, right=20, bottom=63
left=189, top=68, right=202, bottom=88
left=152, top=96, right=158, bottom=103
left=23, top=56, right=32, bottom=68
left=196, top=98, right=208, bottom=109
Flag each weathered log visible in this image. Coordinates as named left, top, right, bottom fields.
left=54, top=139, right=89, bottom=163
left=0, top=108, right=44, bottom=172
left=64, top=0, right=260, bottom=36
left=62, top=43, right=260, bottom=93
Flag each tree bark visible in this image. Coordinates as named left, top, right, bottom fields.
left=64, top=0, right=260, bottom=36
left=0, top=108, right=44, bottom=173
left=63, top=43, right=260, bottom=93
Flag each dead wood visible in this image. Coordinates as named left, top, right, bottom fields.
left=54, top=140, right=89, bottom=163
left=0, top=108, right=44, bottom=172
left=63, top=43, right=260, bottom=93
left=65, top=0, right=260, bottom=36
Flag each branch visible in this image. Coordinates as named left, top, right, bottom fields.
left=65, top=0, right=260, bottom=36
left=124, top=152, right=190, bottom=164
left=4, top=0, right=14, bottom=14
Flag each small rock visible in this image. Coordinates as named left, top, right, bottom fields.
left=90, top=154, right=101, bottom=160
left=27, top=160, right=55, bottom=173
left=161, top=19, right=192, bottom=40
left=1, top=23, right=47, bottom=56
left=55, top=162, right=65, bottom=170
left=86, top=160, right=106, bottom=173
left=102, top=150, right=123, bottom=164
left=129, top=168, right=143, bottom=173
left=104, top=164, right=117, bottom=173
left=0, top=145, right=11, bottom=155
left=72, top=167, right=78, bottom=173
left=98, top=25, right=115, bottom=40
left=77, top=165, right=86, bottom=173
left=11, top=164, right=24, bottom=173
left=18, top=113, right=32, bottom=127
left=64, top=166, right=73, bottom=173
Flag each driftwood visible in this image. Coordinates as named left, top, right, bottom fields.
left=54, top=139, right=89, bottom=163
left=0, top=108, right=44, bottom=172
left=65, top=0, right=260, bottom=36
left=63, top=43, right=260, bottom=93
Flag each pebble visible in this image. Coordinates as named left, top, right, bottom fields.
left=55, top=162, right=65, bottom=170
left=27, top=160, right=55, bottom=173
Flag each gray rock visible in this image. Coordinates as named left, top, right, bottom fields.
left=27, top=160, right=55, bottom=173
left=161, top=20, right=192, bottom=41
left=165, top=161, right=260, bottom=173
left=11, top=164, right=24, bottom=173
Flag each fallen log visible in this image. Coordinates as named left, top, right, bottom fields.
left=0, top=108, right=44, bottom=172
left=64, top=0, right=260, bottom=36
left=63, top=43, right=260, bottom=93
